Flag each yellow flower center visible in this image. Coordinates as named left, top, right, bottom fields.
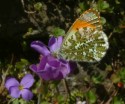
left=19, top=85, right=24, bottom=90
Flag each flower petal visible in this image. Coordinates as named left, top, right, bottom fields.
left=5, top=78, right=19, bottom=90
left=57, top=36, right=63, bottom=48
left=54, top=72, right=63, bottom=80
left=37, top=56, right=70, bottom=80
left=48, top=36, right=56, bottom=49
left=21, top=89, right=33, bottom=100
left=31, top=41, right=50, bottom=56
left=60, top=64, right=70, bottom=78
left=37, top=63, right=52, bottom=80
left=29, top=64, right=38, bottom=73
left=59, top=60, right=71, bottom=77
left=30, top=56, right=48, bottom=73
left=20, top=74, right=34, bottom=88
left=38, top=63, right=63, bottom=80
left=49, top=36, right=63, bottom=53
left=9, top=86, right=20, bottom=98
left=38, top=56, right=48, bottom=70
left=47, top=56, right=60, bottom=67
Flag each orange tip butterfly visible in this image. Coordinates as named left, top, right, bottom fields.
left=58, top=9, right=109, bottom=62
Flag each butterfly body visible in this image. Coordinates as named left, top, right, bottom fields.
left=58, top=9, right=109, bottom=62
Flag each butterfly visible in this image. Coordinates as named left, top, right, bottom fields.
left=58, top=9, right=109, bottom=62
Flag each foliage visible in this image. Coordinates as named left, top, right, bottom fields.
left=0, top=0, right=125, bottom=104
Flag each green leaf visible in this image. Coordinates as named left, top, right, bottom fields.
left=102, top=1, right=109, bottom=9
left=98, top=0, right=109, bottom=10
left=79, top=2, right=84, bottom=9
left=115, top=0, right=120, bottom=4
left=40, top=101, right=50, bottom=104
left=78, top=2, right=87, bottom=12
left=92, top=75, right=103, bottom=84
left=100, top=17, right=106, bottom=25
left=49, top=80, right=60, bottom=89
left=106, top=65, right=113, bottom=71
left=52, top=27, right=65, bottom=37
left=57, top=95, right=65, bottom=104
left=118, top=68, right=125, bottom=82
left=86, top=90, right=97, bottom=104
left=12, top=99, right=19, bottom=104
left=14, top=59, right=29, bottom=77
left=34, top=2, right=42, bottom=11
left=113, top=27, right=123, bottom=33
left=110, top=74, right=120, bottom=83
left=111, top=96, right=124, bottom=104
left=15, top=59, right=29, bottom=70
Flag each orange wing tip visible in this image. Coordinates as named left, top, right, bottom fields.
left=72, top=19, right=96, bottom=31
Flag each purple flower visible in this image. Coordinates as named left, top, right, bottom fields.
left=30, top=55, right=71, bottom=80
left=5, top=74, right=34, bottom=101
left=30, top=36, right=77, bottom=80
left=31, top=36, right=63, bottom=56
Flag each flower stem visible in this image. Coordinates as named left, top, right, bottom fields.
left=62, top=79, right=70, bottom=96
left=37, top=92, right=42, bottom=104
left=37, top=78, right=42, bottom=104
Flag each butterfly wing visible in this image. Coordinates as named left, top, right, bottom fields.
left=58, top=9, right=109, bottom=62
left=79, top=9, right=102, bottom=30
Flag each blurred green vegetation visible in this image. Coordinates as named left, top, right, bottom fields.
left=0, top=0, right=125, bottom=103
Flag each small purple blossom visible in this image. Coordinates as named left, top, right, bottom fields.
left=30, top=55, right=71, bottom=80
left=30, top=36, right=77, bottom=80
left=5, top=74, right=34, bottom=101
left=31, top=36, right=63, bottom=56
left=48, top=36, right=63, bottom=54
